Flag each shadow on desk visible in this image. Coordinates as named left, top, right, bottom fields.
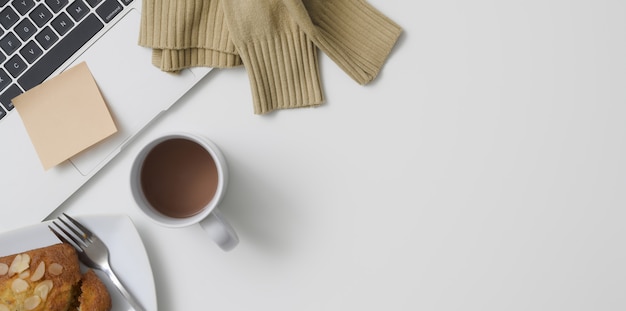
left=222, top=154, right=305, bottom=255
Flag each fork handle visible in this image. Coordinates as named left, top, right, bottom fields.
left=104, top=267, right=145, bottom=311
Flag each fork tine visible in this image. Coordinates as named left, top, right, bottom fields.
left=55, top=221, right=84, bottom=246
left=57, top=217, right=86, bottom=241
left=48, top=224, right=68, bottom=243
left=62, top=213, right=93, bottom=238
left=48, top=222, right=83, bottom=251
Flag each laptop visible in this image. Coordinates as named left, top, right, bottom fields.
left=0, top=0, right=212, bottom=232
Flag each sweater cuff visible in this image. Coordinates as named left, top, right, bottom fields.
left=152, top=48, right=242, bottom=71
left=139, top=0, right=237, bottom=54
left=303, top=0, right=402, bottom=84
left=238, top=30, right=324, bottom=114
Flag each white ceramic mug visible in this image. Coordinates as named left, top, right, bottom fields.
left=130, top=132, right=239, bottom=251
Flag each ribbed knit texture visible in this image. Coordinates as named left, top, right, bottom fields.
left=139, top=0, right=241, bottom=70
left=152, top=48, right=242, bottom=71
left=222, top=0, right=324, bottom=114
left=297, top=0, right=402, bottom=84
left=138, top=0, right=401, bottom=114
left=237, top=32, right=323, bottom=113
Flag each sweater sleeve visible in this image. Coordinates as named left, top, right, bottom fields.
left=221, top=0, right=324, bottom=114
left=287, top=0, right=402, bottom=84
left=139, top=0, right=241, bottom=70
left=152, top=48, right=242, bottom=72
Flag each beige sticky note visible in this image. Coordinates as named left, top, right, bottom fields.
left=12, top=62, right=117, bottom=170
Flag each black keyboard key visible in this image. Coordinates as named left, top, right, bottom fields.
left=0, top=107, right=6, bottom=119
left=67, top=0, right=88, bottom=22
left=18, top=14, right=103, bottom=90
left=0, top=51, right=6, bottom=64
left=45, top=0, right=68, bottom=13
left=0, top=69, right=10, bottom=92
left=14, top=18, right=36, bottom=41
left=0, top=32, right=21, bottom=55
left=20, top=40, right=41, bottom=63
left=0, top=0, right=9, bottom=8
left=11, top=0, right=35, bottom=15
left=5, top=54, right=26, bottom=77
left=29, top=4, right=53, bottom=28
left=35, top=26, right=58, bottom=49
left=0, top=6, right=19, bottom=30
left=96, top=0, right=122, bottom=23
left=0, top=84, right=21, bottom=111
left=120, top=0, right=132, bottom=5
left=51, top=12, right=73, bottom=36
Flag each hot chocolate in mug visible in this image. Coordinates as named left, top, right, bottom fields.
left=130, top=132, right=239, bottom=251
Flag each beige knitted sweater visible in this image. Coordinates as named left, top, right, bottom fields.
left=139, top=0, right=402, bottom=114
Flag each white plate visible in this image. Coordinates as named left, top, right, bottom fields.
left=0, top=214, right=157, bottom=311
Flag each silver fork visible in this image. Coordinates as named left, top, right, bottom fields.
left=49, top=213, right=145, bottom=311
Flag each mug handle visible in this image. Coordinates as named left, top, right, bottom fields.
left=199, top=208, right=239, bottom=251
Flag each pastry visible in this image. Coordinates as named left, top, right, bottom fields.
left=78, top=270, right=111, bottom=311
left=0, top=243, right=111, bottom=310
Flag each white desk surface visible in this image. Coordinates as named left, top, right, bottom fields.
left=49, top=1, right=625, bottom=310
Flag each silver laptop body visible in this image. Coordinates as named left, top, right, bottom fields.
left=0, top=0, right=212, bottom=231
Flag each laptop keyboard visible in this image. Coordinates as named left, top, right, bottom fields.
left=0, top=0, right=133, bottom=120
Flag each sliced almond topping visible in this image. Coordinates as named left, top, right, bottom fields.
left=19, top=270, right=30, bottom=279
left=34, top=280, right=53, bottom=301
left=48, top=263, right=63, bottom=276
left=24, top=296, right=41, bottom=310
left=8, top=254, right=30, bottom=276
left=0, top=263, right=8, bottom=275
left=11, top=278, right=29, bottom=293
left=8, top=254, right=21, bottom=276
left=30, top=261, right=45, bottom=282
left=0, top=303, right=9, bottom=311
